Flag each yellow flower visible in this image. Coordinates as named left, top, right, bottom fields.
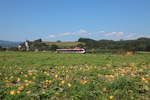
left=25, top=83, right=29, bottom=86
left=10, top=76, right=14, bottom=79
left=24, top=80, right=30, bottom=83
left=17, top=90, right=21, bottom=94
left=54, top=74, right=58, bottom=78
left=144, top=80, right=148, bottom=84
left=61, top=80, right=65, bottom=85
left=45, top=80, right=52, bottom=84
left=67, top=83, right=72, bottom=87
left=109, top=96, right=114, bottom=99
left=24, top=74, right=28, bottom=78
left=59, top=80, right=65, bottom=86
left=102, top=88, right=107, bottom=92
left=45, top=80, right=49, bottom=83
left=44, top=71, right=47, bottom=74
left=17, top=78, right=21, bottom=82
left=26, top=90, right=31, bottom=94
left=18, top=85, right=24, bottom=90
left=10, top=90, right=16, bottom=95
left=42, top=91, right=46, bottom=94
left=43, top=85, right=47, bottom=88
left=32, top=76, right=36, bottom=79
left=48, top=80, right=52, bottom=83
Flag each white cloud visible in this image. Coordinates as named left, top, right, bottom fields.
left=126, top=34, right=135, bottom=39
left=76, top=29, right=90, bottom=35
left=48, top=34, right=55, bottom=38
left=105, top=32, right=124, bottom=37
left=125, top=33, right=150, bottom=40
left=95, top=31, right=105, bottom=34
left=59, top=29, right=91, bottom=36
left=53, top=29, right=90, bottom=37
left=60, top=32, right=73, bottom=36
left=44, top=29, right=150, bottom=41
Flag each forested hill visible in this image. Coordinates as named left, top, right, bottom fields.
left=1, top=37, right=150, bottom=51
left=78, top=37, right=150, bottom=51
left=0, top=40, right=21, bottom=47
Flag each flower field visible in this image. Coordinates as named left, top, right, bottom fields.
left=0, top=52, right=150, bottom=100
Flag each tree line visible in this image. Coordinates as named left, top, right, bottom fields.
left=78, top=37, right=150, bottom=51
left=0, top=39, right=59, bottom=51
left=1, top=37, right=150, bottom=52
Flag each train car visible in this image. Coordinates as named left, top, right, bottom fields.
left=56, top=48, right=86, bottom=53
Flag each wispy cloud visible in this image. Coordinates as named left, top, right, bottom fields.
left=46, top=29, right=92, bottom=39
left=105, top=32, right=124, bottom=37
left=125, top=33, right=150, bottom=40
left=76, top=29, right=91, bottom=35
left=44, top=29, right=150, bottom=41
left=48, top=34, right=55, bottom=38
left=95, top=31, right=105, bottom=34
left=60, top=29, right=91, bottom=36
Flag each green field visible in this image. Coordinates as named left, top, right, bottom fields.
left=0, top=52, right=150, bottom=100
left=44, top=42, right=81, bottom=48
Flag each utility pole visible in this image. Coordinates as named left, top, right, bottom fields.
left=25, top=40, right=29, bottom=51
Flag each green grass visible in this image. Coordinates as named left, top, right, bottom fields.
left=0, top=51, right=150, bottom=67
left=0, top=52, right=150, bottom=100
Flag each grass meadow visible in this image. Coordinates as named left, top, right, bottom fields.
left=0, top=52, right=150, bottom=100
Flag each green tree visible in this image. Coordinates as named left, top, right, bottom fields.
left=50, top=44, right=58, bottom=51
left=34, top=38, right=42, bottom=42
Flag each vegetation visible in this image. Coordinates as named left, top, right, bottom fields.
left=78, top=37, right=150, bottom=51
left=50, top=44, right=59, bottom=51
left=0, top=52, right=150, bottom=100
left=44, top=41, right=81, bottom=48
left=0, top=46, right=6, bottom=51
left=1, top=37, right=150, bottom=53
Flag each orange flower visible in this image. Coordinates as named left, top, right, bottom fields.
left=79, top=80, right=87, bottom=84
left=18, top=85, right=24, bottom=90
left=141, top=77, right=146, bottom=81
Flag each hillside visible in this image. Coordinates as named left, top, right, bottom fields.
left=78, top=37, right=150, bottom=51
left=44, top=41, right=81, bottom=48
left=0, top=40, right=21, bottom=47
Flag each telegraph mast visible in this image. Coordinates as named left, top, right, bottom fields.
left=25, top=40, right=29, bottom=51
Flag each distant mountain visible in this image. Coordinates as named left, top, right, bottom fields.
left=0, top=40, right=21, bottom=47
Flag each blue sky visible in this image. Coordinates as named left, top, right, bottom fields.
left=0, top=0, right=150, bottom=41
